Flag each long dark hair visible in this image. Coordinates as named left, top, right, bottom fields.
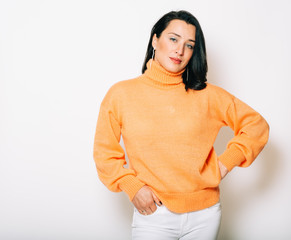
left=142, top=10, right=207, bottom=91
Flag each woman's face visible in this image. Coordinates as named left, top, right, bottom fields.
left=152, top=19, right=196, bottom=73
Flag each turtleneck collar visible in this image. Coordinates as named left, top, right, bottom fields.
left=141, top=59, right=185, bottom=89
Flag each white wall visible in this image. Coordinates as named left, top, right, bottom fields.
left=0, top=0, right=290, bottom=239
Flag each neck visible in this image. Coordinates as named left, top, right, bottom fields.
left=142, top=59, right=185, bottom=89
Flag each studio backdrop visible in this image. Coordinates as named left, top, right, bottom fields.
left=0, top=0, right=290, bottom=239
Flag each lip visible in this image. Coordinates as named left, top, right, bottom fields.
left=169, top=57, right=182, bottom=64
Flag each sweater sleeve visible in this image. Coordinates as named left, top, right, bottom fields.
left=93, top=87, right=145, bottom=200
left=218, top=96, right=270, bottom=172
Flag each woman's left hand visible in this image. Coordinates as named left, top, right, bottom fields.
left=218, top=161, right=229, bottom=179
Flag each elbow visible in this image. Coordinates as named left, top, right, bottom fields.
left=264, top=121, right=270, bottom=145
left=260, top=117, right=270, bottom=147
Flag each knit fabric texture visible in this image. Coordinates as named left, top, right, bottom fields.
left=93, top=59, right=269, bottom=213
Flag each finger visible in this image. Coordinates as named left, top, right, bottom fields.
left=149, top=201, right=157, bottom=214
left=218, top=161, right=228, bottom=179
left=152, top=192, right=162, bottom=206
left=144, top=208, right=153, bottom=215
left=139, top=209, right=147, bottom=215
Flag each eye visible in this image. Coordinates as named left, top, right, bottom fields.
left=186, top=44, right=194, bottom=50
left=170, top=37, right=177, bottom=42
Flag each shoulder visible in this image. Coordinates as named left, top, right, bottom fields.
left=205, top=83, right=233, bottom=95
left=194, top=83, right=236, bottom=112
left=107, top=77, right=141, bottom=95
left=203, top=83, right=235, bottom=101
left=101, top=77, right=141, bottom=106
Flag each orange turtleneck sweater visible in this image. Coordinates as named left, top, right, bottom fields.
left=93, top=59, right=269, bottom=213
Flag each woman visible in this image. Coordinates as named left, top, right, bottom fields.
left=93, top=10, right=269, bottom=239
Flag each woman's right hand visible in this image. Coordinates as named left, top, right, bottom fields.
left=131, top=186, right=162, bottom=215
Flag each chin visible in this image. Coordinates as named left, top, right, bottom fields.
left=167, top=66, right=183, bottom=73
left=161, top=64, right=179, bottom=73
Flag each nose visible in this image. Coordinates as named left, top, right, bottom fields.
left=175, top=43, right=184, bottom=56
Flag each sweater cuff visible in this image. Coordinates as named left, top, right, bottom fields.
left=118, top=175, right=146, bottom=201
left=218, top=145, right=246, bottom=172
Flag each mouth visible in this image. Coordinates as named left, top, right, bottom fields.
left=169, top=57, right=182, bottom=64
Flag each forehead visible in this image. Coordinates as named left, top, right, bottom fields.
left=163, top=19, right=196, bottom=39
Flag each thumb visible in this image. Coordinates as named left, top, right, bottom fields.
left=151, top=191, right=162, bottom=206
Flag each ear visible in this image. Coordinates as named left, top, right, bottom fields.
left=152, top=34, right=157, bottom=49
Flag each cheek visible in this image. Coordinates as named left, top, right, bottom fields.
left=157, top=40, right=173, bottom=54
left=185, top=51, right=193, bottom=62
left=187, top=49, right=194, bottom=60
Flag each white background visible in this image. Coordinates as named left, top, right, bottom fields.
left=0, top=0, right=290, bottom=239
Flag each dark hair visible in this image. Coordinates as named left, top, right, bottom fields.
left=142, top=10, right=207, bottom=91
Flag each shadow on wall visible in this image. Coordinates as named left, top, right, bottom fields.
left=215, top=127, right=278, bottom=240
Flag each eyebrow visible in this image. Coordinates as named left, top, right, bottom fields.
left=168, top=32, right=196, bottom=42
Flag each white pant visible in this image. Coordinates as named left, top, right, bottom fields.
left=132, top=202, right=221, bottom=240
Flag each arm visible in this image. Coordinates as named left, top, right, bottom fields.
left=93, top=88, right=145, bottom=201
left=218, top=96, right=269, bottom=172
